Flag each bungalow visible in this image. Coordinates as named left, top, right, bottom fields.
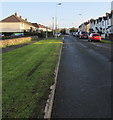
left=0, top=13, right=36, bottom=33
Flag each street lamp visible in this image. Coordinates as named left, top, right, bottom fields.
left=52, top=17, right=55, bottom=36
left=55, top=3, right=62, bottom=38
left=46, top=26, right=48, bottom=38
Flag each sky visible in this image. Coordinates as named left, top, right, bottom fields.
left=1, top=2, right=112, bottom=28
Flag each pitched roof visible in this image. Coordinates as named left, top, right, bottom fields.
left=0, top=14, right=33, bottom=26
left=38, top=24, right=47, bottom=28
left=32, top=23, right=39, bottom=28
left=1, top=15, right=21, bottom=22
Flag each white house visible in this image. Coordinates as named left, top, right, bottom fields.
left=86, top=12, right=112, bottom=38
left=78, top=21, right=90, bottom=33
left=111, top=1, right=113, bottom=33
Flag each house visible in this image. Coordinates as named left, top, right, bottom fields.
left=32, top=23, right=52, bottom=32
left=0, top=13, right=36, bottom=33
left=111, top=10, right=113, bottom=33
left=105, top=13, right=112, bottom=36
left=78, top=21, right=90, bottom=33
left=80, top=11, right=113, bottom=39
left=32, top=23, right=40, bottom=32
left=89, top=19, right=95, bottom=33
left=85, top=21, right=90, bottom=33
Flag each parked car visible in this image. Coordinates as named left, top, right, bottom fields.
left=72, top=32, right=76, bottom=36
left=79, top=31, right=89, bottom=39
left=55, top=32, right=61, bottom=37
left=88, top=33, right=101, bottom=42
left=11, top=33, right=24, bottom=37
left=0, top=33, right=4, bottom=37
left=76, top=32, right=80, bottom=37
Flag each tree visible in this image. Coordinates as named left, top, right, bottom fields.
left=70, top=27, right=78, bottom=33
left=60, top=29, right=66, bottom=34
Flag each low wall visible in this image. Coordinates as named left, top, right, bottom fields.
left=0, top=36, right=38, bottom=48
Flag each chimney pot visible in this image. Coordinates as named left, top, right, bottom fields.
left=106, top=12, right=109, bottom=16
left=25, top=18, right=27, bottom=21
left=20, top=16, right=22, bottom=18
left=15, top=12, right=17, bottom=16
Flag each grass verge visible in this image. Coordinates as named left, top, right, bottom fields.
left=2, top=38, right=62, bottom=118
left=101, top=40, right=113, bottom=44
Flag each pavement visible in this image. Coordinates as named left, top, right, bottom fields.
left=52, top=35, right=112, bottom=118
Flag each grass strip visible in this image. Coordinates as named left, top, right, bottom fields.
left=101, top=40, right=113, bottom=44
left=2, top=38, right=62, bottom=118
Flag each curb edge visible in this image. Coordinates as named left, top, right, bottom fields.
left=44, top=41, right=63, bottom=119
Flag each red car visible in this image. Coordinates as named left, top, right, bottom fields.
left=88, top=33, right=101, bottom=42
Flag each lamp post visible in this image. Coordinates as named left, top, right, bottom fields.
left=46, top=26, right=48, bottom=38
left=55, top=3, right=62, bottom=38
left=52, top=17, right=55, bottom=36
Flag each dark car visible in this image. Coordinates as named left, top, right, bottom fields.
left=79, top=31, right=89, bottom=39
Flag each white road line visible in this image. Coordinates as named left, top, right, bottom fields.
left=91, top=43, right=110, bottom=49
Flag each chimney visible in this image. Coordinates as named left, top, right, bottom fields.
left=25, top=18, right=27, bottom=21
left=106, top=12, right=109, bottom=16
left=20, top=16, right=22, bottom=18
left=15, top=12, right=17, bottom=16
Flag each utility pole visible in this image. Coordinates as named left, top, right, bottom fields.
left=46, top=27, right=48, bottom=38
left=52, top=17, right=55, bottom=36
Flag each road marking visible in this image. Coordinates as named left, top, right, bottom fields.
left=91, top=43, right=110, bottom=49
left=78, top=43, right=87, bottom=48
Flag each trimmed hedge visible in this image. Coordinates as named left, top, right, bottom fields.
left=0, top=36, right=38, bottom=48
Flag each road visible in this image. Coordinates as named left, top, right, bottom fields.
left=52, top=35, right=112, bottom=118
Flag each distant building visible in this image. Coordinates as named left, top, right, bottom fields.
left=78, top=21, right=90, bottom=33
left=32, top=23, right=52, bottom=32
left=32, top=23, right=40, bottom=32
left=111, top=1, right=113, bottom=34
left=111, top=11, right=113, bottom=34
left=79, top=11, right=112, bottom=39
left=0, top=13, right=36, bottom=33
left=65, top=28, right=70, bottom=34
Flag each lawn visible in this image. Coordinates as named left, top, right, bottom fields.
left=2, top=38, right=62, bottom=118
left=101, top=40, right=113, bottom=44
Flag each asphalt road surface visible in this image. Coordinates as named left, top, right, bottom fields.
left=52, top=35, right=112, bottom=118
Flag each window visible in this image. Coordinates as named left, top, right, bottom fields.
left=107, top=20, right=109, bottom=25
left=93, top=34, right=100, bottom=36
left=89, top=34, right=92, bottom=37
left=102, top=21, right=104, bottom=26
left=21, top=23, right=24, bottom=27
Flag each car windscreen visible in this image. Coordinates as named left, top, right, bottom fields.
left=82, top=32, right=88, bottom=34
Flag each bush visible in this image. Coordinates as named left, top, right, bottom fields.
left=109, top=34, right=113, bottom=40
